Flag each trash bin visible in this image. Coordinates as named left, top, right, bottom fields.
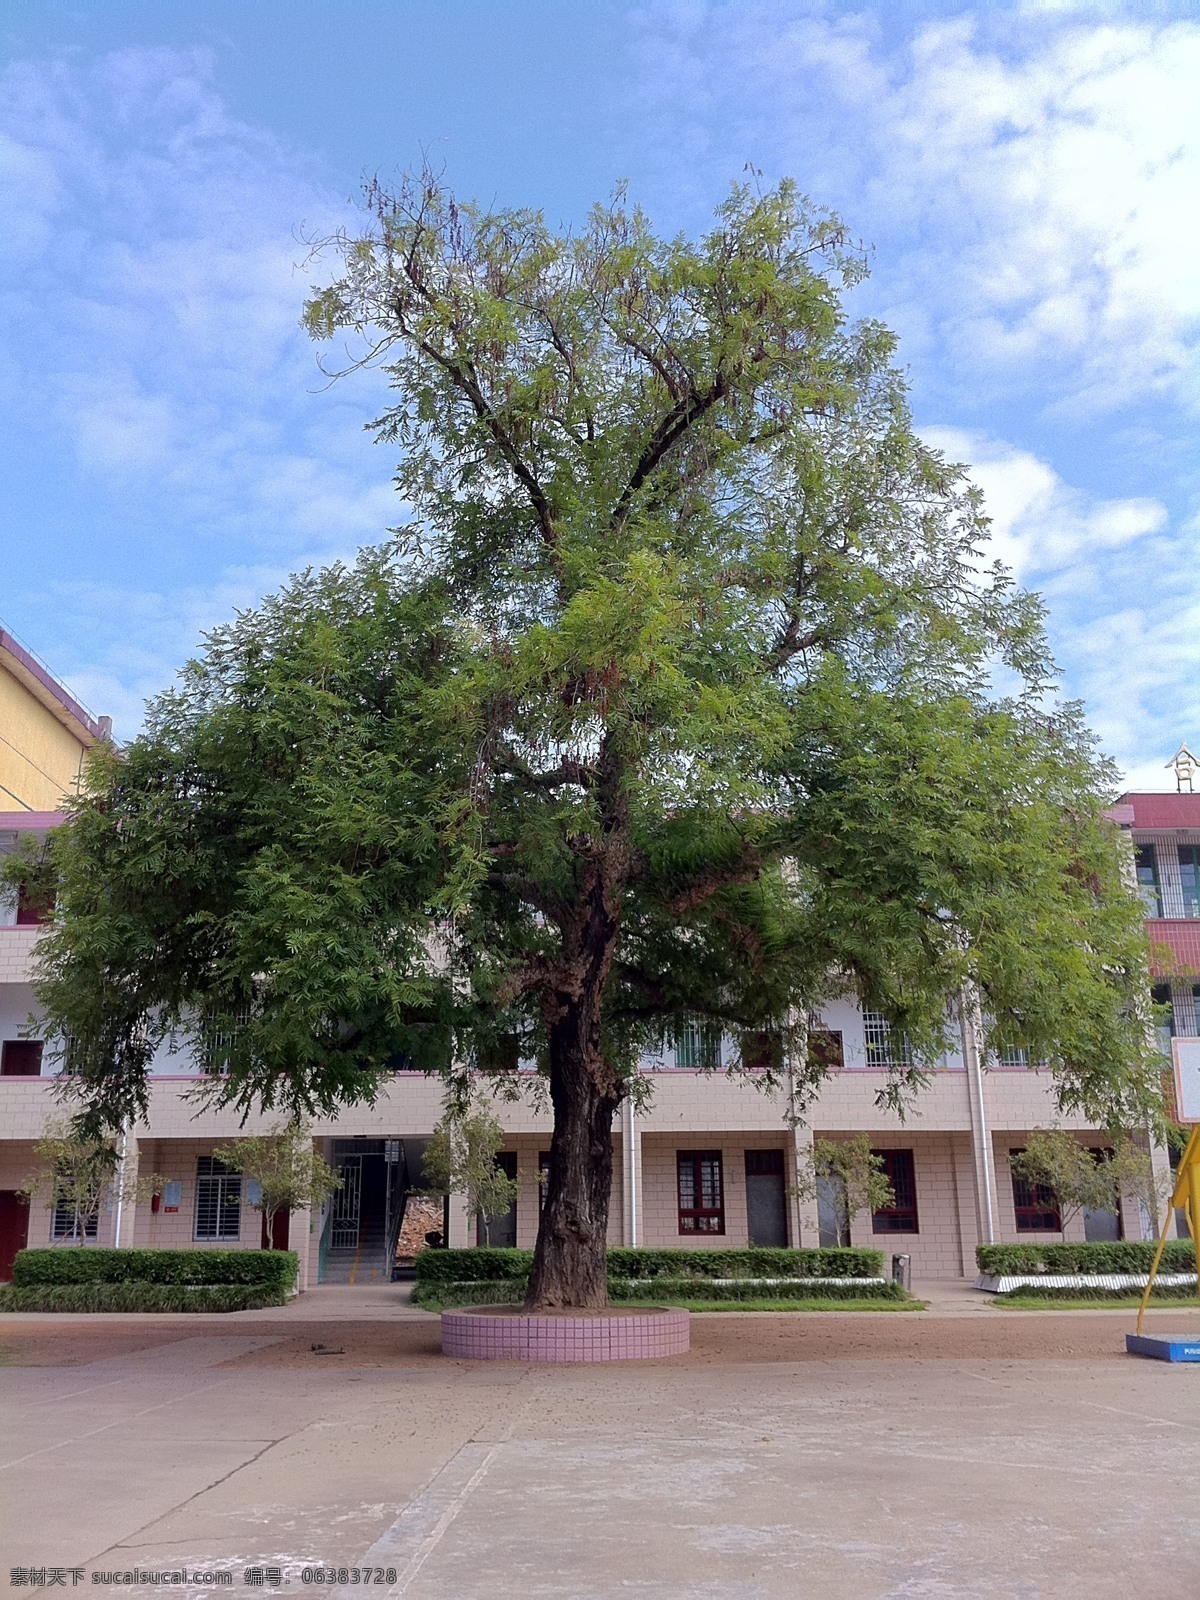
left=891, top=1253, right=912, bottom=1291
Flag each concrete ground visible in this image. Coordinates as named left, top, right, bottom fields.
left=2, top=1286, right=1197, bottom=1600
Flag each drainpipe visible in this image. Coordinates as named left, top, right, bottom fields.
left=112, top=1126, right=128, bottom=1249
left=623, top=1095, right=639, bottom=1248
left=961, top=991, right=996, bottom=1245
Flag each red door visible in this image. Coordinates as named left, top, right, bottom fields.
left=261, top=1208, right=290, bottom=1250
left=0, top=1192, right=30, bottom=1280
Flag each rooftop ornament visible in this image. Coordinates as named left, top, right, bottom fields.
left=1166, top=743, right=1200, bottom=794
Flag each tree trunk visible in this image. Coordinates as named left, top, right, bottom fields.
left=524, top=1003, right=621, bottom=1310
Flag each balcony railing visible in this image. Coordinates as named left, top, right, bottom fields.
left=1141, top=885, right=1200, bottom=920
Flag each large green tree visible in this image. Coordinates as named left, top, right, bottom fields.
left=22, top=176, right=1158, bottom=1308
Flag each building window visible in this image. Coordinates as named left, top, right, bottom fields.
left=1180, top=846, right=1200, bottom=919
left=15, top=883, right=55, bottom=926
left=1, top=1040, right=43, bottom=1076
left=51, top=1195, right=98, bottom=1242
left=739, top=1030, right=784, bottom=1073
left=1135, top=845, right=1161, bottom=917
left=673, top=1018, right=721, bottom=1071
left=194, top=1155, right=241, bottom=1240
left=677, top=1150, right=724, bottom=1233
left=1151, top=983, right=1175, bottom=1060
left=538, top=1150, right=551, bottom=1212
left=862, top=1011, right=912, bottom=1069
left=808, top=1028, right=845, bottom=1073
left=871, top=1150, right=919, bottom=1233
left=995, top=1043, right=1029, bottom=1069
left=1010, top=1149, right=1062, bottom=1232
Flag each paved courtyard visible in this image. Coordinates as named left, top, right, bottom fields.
left=2, top=1289, right=1198, bottom=1600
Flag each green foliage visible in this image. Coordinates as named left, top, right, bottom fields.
left=420, top=1111, right=520, bottom=1226
left=415, top=1279, right=527, bottom=1308
left=976, top=1240, right=1195, bottom=1276
left=1009, top=1131, right=1118, bottom=1235
left=0, top=1282, right=287, bottom=1313
left=13, top=1247, right=298, bottom=1290
left=609, top=1276, right=904, bottom=1302
left=18, top=1119, right=164, bottom=1242
left=795, top=1135, right=894, bottom=1244
left=19, top=173, right=1161, bottom=1229
left=413, top=1245, right=883, bottom=1290
left=213, top=1123, right=340, bottom=1238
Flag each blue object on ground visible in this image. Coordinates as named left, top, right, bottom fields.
left=1125, top=1333, right=1200, bottom=1362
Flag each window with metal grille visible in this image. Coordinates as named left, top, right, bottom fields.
left=538, top=1150, right=551, bottom=1212
left=200, top=1005, right=252, bottom=1071
left=1151, top=983, right=1175, bottom=1061
left=871, top=1149, right=919, bottom=1233
left=1135, top=845, right=1161, bottom=917
left=677, top=1150, right=724, bottom=1233
left=995, top=1043, right=1029, bottom=1068
left=1009, top=1149, right=1062, bottom=1232
left=51, top=1196, right=98, bottom=1241
left=862, top=1011, right=912, bottom=1069
left=194, top=1155, right=241, bottom=1240
left=1180, top=846, right=1200, bottom=918
left=1, top=1040, right=43, bottom=1076
left=673, top=1018, right=721, bottom=1071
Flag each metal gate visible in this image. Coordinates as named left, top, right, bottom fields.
left=331, top=1155, right=362, bottom=1248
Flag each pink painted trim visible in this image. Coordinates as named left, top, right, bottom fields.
left=0, top=811, right=66, bottom=831
left=0, top=631, right=104, bottom=741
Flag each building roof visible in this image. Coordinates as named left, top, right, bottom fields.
left=0, top=628, right=107, bottom=746
left=1115, top=792, right=1200, bottom=830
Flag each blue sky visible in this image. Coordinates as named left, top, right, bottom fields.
left=2, top=1, right=1197, bottom=789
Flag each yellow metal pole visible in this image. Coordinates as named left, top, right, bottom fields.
left=1135, top=1124, right=1200, bottom=1337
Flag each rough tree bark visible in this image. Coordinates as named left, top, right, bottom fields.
left=524, top=1001, right=621, bottom=1310
left=523, top=755, right=628, bottom=1310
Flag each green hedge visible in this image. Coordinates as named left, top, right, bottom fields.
left=12, top=1248, right=298, bottom=1292
left=994, top=1281, right=1198, bottom=1303
left=414, top=1275, right=906, bottom=1309
left=610, top=1277, right=907, bottom=1303
left=414, top=1246, right=884, bottom=1290
left=416, top=1280, right=527, bottom=1308
left=0, top=1282, right=287, bottom=1314
left=976, top=1241, right=1196, bottom=1277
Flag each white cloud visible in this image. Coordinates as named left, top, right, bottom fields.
left=632, top=6, right=1200, bottom=414
left=921, top=425, right=1166, bottom=578
left=0, top=48, right=404, bottom=732
left=0, top=48, right=394, bottom=545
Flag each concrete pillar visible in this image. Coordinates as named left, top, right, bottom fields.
left=292, top=1204, right=312, bottom=1293
left=960, top=987, right=999, bottom=1247
left=112, top=1133, right=139, bottom=1248
left=621, top=1097, right=643, bottom=1247
left=446, top=1191, right=472, bottom=1248
left=791, top=1124, right=820, bottom=1247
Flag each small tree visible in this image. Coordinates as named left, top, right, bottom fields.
left=1106, top=1134, right=1176, bottom=1239
left=20, top=1119, right=163, bottom=1244
left=1010, top=1129, right=1117, bottom=1239
left=213, top=1122, right=340, bottom=1248
left=796, top=1134, right=894, bottom=1247
left=421, top=1110, right=520, bottom=1244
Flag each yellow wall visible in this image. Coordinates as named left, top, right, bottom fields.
left=0, top=664, right=90, bottom=811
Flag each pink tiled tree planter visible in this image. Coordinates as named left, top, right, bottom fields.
left=441, top=1307, right=690, bottom=1362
